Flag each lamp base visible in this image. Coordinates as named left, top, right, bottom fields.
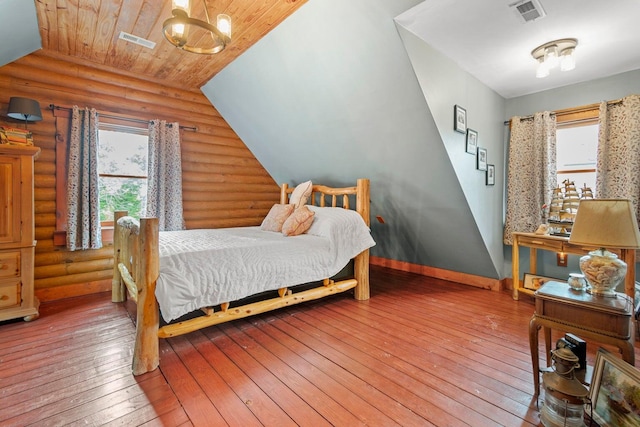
left=579, top=249, right=626, bottom=298
left=586, top=287, right=618, bottom=298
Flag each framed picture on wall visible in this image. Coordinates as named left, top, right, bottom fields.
left=477, top=147, right=487, bottom=171
left=466, top=129, right=478, bottom=154
left=486, top=164, right=495, bottom=185
left=454, top=105, right=467, bottom=133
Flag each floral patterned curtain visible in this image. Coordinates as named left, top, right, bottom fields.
left=503, top=112, right=557, bottom=244
left=66, top=106, right=102, bottom=251
left=146, top=120, right=185, bottom=231
left=596, top=94, right=640, bottom=222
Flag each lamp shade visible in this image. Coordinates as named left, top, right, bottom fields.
left=568, top=199, right=640, bottom=249
left=7, top=97, right=43, bottom=122
left=569, top=199, right=640, bottom=297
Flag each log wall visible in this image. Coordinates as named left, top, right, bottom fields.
left=0, top=51, right=279, bottom=301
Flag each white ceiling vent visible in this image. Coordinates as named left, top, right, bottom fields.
left=509, top=0, right=546, bottom=23
left=118, top=31, right=156, bottom=49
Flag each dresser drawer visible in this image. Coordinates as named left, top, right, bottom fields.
left=0, top=251, right=20, bottom=278
left=0, top=281, right=21, bottom=309
left=516, top=235, right=564, bottom=251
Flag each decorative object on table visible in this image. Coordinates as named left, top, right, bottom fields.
left=589, top=348, right=640, bottom=427
left=523, top=273, right=560, bottom=290
left=466, top=128, right=478, bottom=154
left=548, top=187, right=563, bottom=229
left=579, top=184, right=593, bottom=199
left=486, top=164, right=495, bottom=186
left=476, top=147, right=487, bottom=171
left=534, top=223, right=550, bottom=235
left=569, top=199, right=640, bottom=297
left=539, top=346, right=589, bottom=427
left=567, top=273, right=586, bottom=291
left=0, top=126, right=34, bottom=145
left=547, top=180, right=580, bottom=236
left=454, top=104, right=466, bottom=134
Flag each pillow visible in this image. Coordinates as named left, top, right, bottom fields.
left=306, top=206, right=370, bottom=239
left=289, top=180, right=312, bottom=209
left=282, top=205, right=315, bottom=236
left=260, top=204, right=295, bottom=232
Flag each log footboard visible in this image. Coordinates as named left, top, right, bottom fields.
left=112, top=178, right=371, bottom=375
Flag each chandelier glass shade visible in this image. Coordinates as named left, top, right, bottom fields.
left=532, top=38, right=577, bottom=78
left=163, top=0, right=231, bottom=54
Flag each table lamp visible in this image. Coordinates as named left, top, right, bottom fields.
left=568, top=199, right=640, bottom=297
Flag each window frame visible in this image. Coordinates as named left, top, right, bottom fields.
left=54, top=112, right=148, bottom=246
left=554, top=106, right=599, bottom=191
left=97, top=123, right=149, bottom=225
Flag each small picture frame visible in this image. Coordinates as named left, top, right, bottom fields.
left=523, top=273, right=560, bottom=290
left=454, top=105, right=467, bottom=134
left=590, top=348, right=640, bottom=426
left=476, top=147, right=487, bottom=171
left=486, top=164, right=495, bottom=186
left=466, top=129, right=478, bottom=154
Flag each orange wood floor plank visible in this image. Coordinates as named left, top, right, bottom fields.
left=185, top=331, right=299, bottom=427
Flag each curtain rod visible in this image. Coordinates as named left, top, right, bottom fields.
left=48, top=104, right=197, bottom=132
left=502, top=97, right=625, bottom=125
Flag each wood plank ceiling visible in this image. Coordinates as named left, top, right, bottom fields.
left=34, top=0, right=307, bottom=92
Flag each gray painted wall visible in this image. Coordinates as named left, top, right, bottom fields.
left=202, top=0, right=503, bottom=279
left=202, top=0, right=640, bottom=284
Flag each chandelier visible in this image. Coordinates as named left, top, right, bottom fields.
left=162, top=0, right=231, bottom=54
left=531, top=38, right=577, bottom=78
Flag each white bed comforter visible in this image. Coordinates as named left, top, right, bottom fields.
left=155, top=206, right=376, bottom=322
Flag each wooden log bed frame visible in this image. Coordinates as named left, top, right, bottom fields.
left=112, top=179, right=371, bottom=375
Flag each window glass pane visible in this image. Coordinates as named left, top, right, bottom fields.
left=99, top=177, right=148, bottom=222
left=556, top=124, right=598, bottom=192
left=98, top=130, right=148, bottom=177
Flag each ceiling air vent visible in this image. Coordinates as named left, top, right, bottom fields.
left=118, top=31, right=156, bottom=49
left=509, top=0, right=546, bottom=23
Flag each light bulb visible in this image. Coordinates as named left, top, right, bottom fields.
left=217, top=14, right=232, bottom=39
left=544, top=45, right=559, bottom=69
left=172, top=0, right=190, bottom=14
left=560, top=48, right=575, bottom=71
left=536, top=58, right=549, bottom=78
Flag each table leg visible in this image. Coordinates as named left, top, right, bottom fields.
left=512, top=237, right=520, bottom=300
left=543, top=326, right=552, bottom=367
left=529, top=315, right=541, bottom=397
left=620, top=321, right=635, bottom=366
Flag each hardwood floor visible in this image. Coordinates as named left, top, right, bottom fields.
left=1, top=265, right=638, bottom=426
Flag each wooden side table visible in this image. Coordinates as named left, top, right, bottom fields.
left=512, top=231, right=636, bottom=301
left=529, top=281, right=634, bottom=397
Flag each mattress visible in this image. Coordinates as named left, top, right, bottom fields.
left=155, top=205, right=376, bottom=322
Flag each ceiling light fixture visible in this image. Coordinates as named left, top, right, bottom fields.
left=531, top=38, right=577, bottom=78
left=162, top=0, right=231, bottom=54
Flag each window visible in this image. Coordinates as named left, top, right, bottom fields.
left=556, top=123, right=598, bottom=191
left=53, top=109, right=151, bottom=246
left=555, top=108, right=599, bottom=195
left=98, top=125, right=149, bottom=223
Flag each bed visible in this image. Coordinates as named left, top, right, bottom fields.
left=112, top=178, right=373, bottom=375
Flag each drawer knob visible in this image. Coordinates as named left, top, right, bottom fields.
left=0, top=295, right=8, bottom=301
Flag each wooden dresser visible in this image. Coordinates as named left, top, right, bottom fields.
left=0, top=144, right=40, bottom=322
